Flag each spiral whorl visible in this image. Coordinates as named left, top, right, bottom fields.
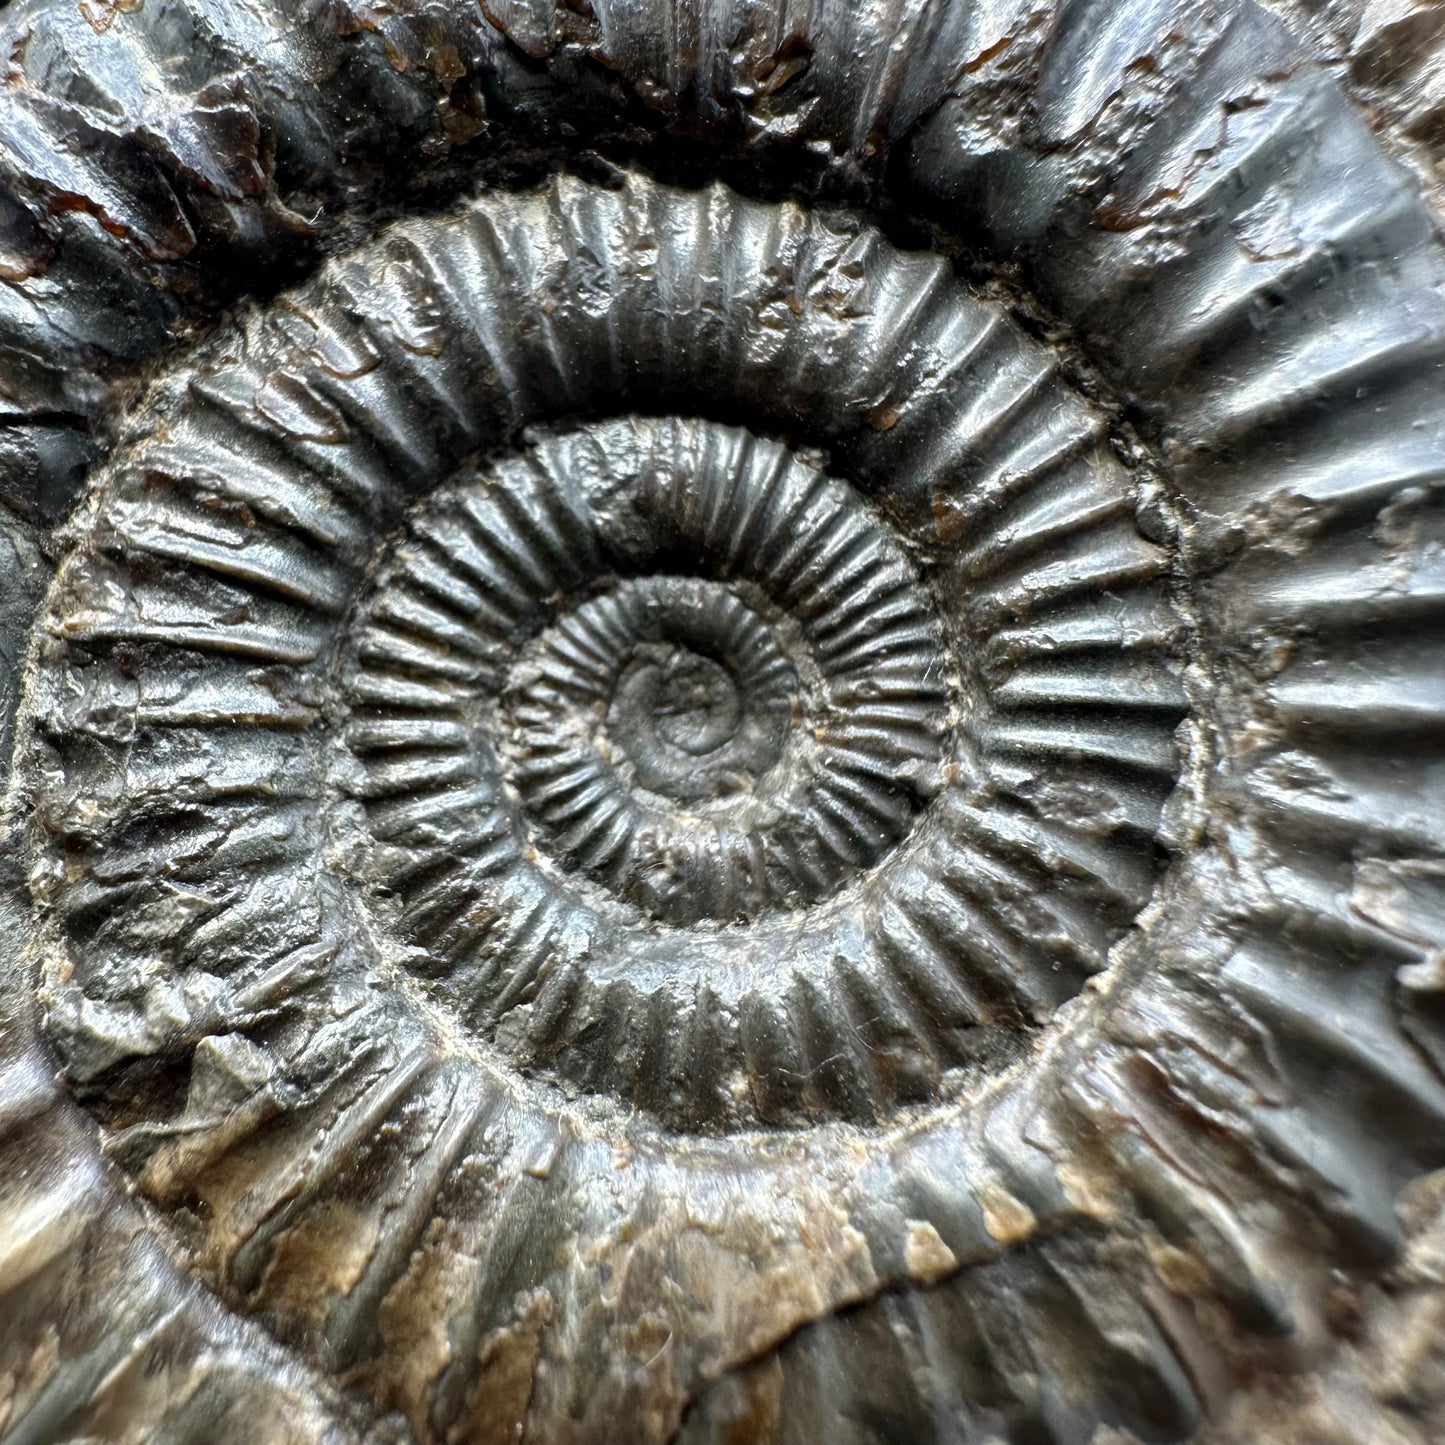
left=350, top=418, right=948, bottom=931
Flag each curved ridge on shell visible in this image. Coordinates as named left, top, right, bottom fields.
left=30, top=178, right=1186, bottom=1136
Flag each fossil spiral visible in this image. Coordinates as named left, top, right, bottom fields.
left=0, top=2, right=1443, bottom=1444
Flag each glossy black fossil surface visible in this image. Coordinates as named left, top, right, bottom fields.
left=0, top=2, right=1443, bottom=1443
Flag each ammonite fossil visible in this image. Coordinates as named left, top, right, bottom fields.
left=1, top=2, right=1443, bottom=1443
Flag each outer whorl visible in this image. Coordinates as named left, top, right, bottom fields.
left=0, top=3, right=1443, bottom=1445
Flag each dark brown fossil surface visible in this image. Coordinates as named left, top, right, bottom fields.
left=0, top=2, right=1443, bottom=1443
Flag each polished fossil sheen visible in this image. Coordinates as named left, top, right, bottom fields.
left=1, top=1, right=1444, bottom=1444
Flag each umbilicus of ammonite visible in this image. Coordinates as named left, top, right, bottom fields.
left=0, top=1, right=1443, bottom=1443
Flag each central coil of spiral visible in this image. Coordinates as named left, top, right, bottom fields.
left=340, top=418, right=967, bottom=1119
left=347, top=417, right=950, bottom=936
left=335, top=402, right=1181, bottom=1126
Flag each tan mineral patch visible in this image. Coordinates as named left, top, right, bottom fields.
left=978, top=1185, right=1038, bottom=1245
left=903, top=1219, right=958, bottom=1284
left=355, top=1233, right=481, bottom=1443
left=257, top=1201, right=378, bottom=1332
left=1146, top=1240, right=1213, bottom=1298
left=463, top=1287, right=553, bottom=1445
left=1057, top=1158, right=1124, bottom=1223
